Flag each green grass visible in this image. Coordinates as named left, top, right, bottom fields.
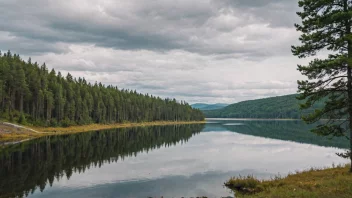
left=225, top=164, right=352, bottom=198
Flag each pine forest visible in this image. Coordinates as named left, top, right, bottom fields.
left=0, top=51, right=204, bottom=127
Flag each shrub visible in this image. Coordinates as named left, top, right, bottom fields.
left=224, top=175, right=263, bottom=195
left=60, top=117, right=76, bottom=127
left=18, top=113, right=27, bottom=125
left=50, top=119, right=58, bottom=127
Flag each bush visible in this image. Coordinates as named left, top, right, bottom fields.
left=50, top=119, right=58, bottom=127
left=18, top=113, right=27, bottom=125
left=32, top=120, right=45, bottom=126
left=224, top=175, right=263, bottom=195
left=60, top=117, right=76, bottom=127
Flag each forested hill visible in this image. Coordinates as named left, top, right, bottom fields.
left=204, top=94, right=324, bottom=119
left=191, top=103, right=228, bottom=110
left=0, top=50, right=204, bottom=126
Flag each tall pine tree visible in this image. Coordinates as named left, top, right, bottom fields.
left=292, top=0, right=352, bottom=171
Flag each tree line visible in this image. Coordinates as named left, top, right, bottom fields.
left=0, top=51, right=204, bottom=126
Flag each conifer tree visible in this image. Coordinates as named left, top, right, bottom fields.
left=292, top=0, right=352, bottom=171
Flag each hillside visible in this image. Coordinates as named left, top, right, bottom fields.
left=0, top=51, right=204, bottom=127
left=191, top=103, right=228, bottom=110
left=204, top=94, right=324, bottom=119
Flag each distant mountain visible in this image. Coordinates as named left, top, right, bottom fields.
left=203, top=94, right=325, bottom=119
left=191, top=103, right=228, bottom=111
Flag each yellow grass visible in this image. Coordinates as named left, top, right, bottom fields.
left=0, top=124, right=40, bottom=142
left=0, top=121, right=206, bottom=142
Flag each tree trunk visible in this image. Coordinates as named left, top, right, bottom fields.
left=20, top=93, right=23, bottom=113
left=348, top=67, right=352, bottom=172
left=8, top=88, right=13, bottom=121
left=347, top=58, right=352, bottom=172
left=348, top=46, right=352, bottom=171
left=344, top=0, right=352, bottom=173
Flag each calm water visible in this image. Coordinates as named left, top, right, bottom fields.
left=0, top=119, right=349, bottom=198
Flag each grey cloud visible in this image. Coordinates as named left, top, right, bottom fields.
left=0, top=0, right=299, bottom=57
left=0, top=31, right=68, bottom=55
left=30, top=41, right=303, bottom=103
left=214, top=0, right=299, bottom=28
left=216, top=0, right=297, bottom=9
left=110, top=78, right=298, bottom=103
left=0, top=0, right=303, bottom=103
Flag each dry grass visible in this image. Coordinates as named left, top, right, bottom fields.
left=0, top=124, right=41, bottom=142
left=0, top=121, right=206, bottom=142
left=225, top=164, right=352, bottom=198
left=31, top=120, right=206, bottom=133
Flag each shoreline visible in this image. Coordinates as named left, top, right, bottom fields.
left=205, top=118, right=335, bottom=121
left=225, top=164, right=352, bottom=198
left=0, top=120, right=206, bottom=143
left=206, top=118, right=301, bottom=121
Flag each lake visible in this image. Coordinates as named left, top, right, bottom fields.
left=0, top=119, right=349, bottom=198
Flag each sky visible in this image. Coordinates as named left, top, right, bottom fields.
left=0, top=0, right=309, bottom=104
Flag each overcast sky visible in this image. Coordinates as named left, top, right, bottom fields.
left=0, top=0, right=308, bottom=104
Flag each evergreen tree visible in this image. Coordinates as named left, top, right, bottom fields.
left=292, top=0, right=352, bottom=171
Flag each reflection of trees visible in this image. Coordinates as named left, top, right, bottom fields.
left=0, top=124, right=204, bottom=198
left=220, top=121, right=349, bottom=148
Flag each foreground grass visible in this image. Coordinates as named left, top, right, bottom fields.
left=225, top=164, right=352, bottom=198
left=0, top=120, right=206, bottom=143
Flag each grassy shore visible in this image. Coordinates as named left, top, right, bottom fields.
left=0, top=124, right=40, bottom=142
left=225, top=164, right=352, bottom=198
left=0, top=120, right=206, bottom=142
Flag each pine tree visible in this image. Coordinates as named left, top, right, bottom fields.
left=292, top=0, right=352, bottom=171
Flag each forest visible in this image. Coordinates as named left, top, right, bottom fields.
left=0, top=124, right=205, bottom=198
left=0, top=50, right=204, bottom=127
left=203, top=94, right=324, bottom=119
left=191, top=103, right=228, bottom=111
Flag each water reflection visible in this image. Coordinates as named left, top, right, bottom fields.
left=0, top=124, right=204, bottom=198
left=25, top=130, right=346, bottom=198
left=0, top=120, right=348, bottom=197
left=205, top=119, right=349, bottom=149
